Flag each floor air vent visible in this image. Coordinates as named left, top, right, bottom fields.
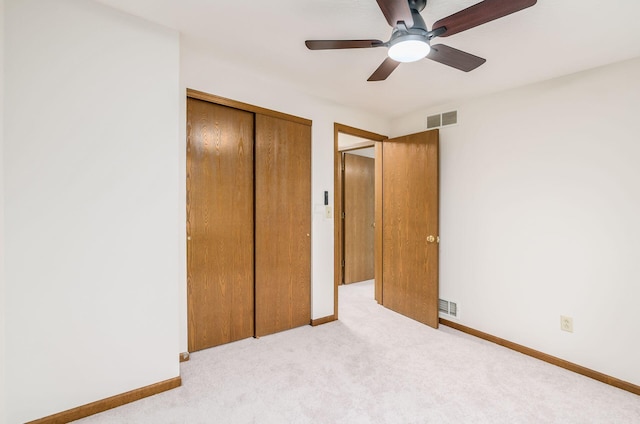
left=449, top=302, right=458, bottom=317
left=438, top=299, right=449, bottom=313
left=438, top=299, right=458, bottom=318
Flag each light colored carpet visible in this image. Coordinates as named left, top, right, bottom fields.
left=76, top=280, right=640, bottom=423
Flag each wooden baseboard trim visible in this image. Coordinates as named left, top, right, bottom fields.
left=439, top=318, right=640, bottom=396
left=27, top=376, right=182, bottom=424
left=179, top=352, right=190, bottom=362
left=311, top=315, right=336, bottom=326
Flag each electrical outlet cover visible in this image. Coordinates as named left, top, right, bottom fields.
left=560, top=315, right=573, bottom=333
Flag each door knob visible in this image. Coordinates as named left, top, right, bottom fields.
left=427, top=235, right=439, bottom=243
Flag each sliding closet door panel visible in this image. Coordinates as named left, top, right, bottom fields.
left=187, top=98, right=254, bottom=351
left=255, top=114, right=311, bottom=337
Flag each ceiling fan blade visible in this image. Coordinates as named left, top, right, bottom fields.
left=376, top=0, right=414, bottom=28
left=305, top=40, right=384, bottom=50
left=427, top=44, right=486, bottom=72
left=368, top=57, right=401, bottom=81
left=432, top=0, right=537, bottom=37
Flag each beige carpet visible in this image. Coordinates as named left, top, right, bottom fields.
left=76, top=280, right=640, bottom=423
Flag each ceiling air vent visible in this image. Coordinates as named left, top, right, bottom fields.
left=442, top=111, right=457, bottom=126
left=427, top=114, right=441, bottom=129
left=426, top=111, right=458, bottom=129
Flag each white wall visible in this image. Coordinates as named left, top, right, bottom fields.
left=4, top=0, right=181, bottom=422
left=391, top=57, right=640, bottom=386
left=179, top=37, right=390, bottom=351
left=0, top=0, right=6, bottom=421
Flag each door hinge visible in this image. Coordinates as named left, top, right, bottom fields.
left=342, top=212, right=345, bottom=219
left=342, top=260, right=345, bottom=267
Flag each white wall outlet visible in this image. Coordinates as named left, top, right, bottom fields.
left=560, top=315, right=573, bottom=333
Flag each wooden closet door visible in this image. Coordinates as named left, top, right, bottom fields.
left=255, top=114, right=311, bottom=337
left=344, top=153, right=375, bottom=284
left=186, top=98, right=254, bottom=351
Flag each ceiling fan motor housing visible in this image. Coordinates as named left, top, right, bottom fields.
left=387, top=7, right=431, bottom=62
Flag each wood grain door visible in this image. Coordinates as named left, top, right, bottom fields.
left=186, top=98, right=255, bottom=351
left=344, top=153, right=375, bottom=284
left=255, top=114, right=311, bottom=337
left=377, top=130, right=439, bottom=328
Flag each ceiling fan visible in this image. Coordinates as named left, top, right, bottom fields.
left=305, top=0, right=537, bottom=81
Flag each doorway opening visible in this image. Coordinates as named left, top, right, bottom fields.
left=333, top=124, right=387, bottom=319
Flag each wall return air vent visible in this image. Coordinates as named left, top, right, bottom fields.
left=439, top=298, right=458, bottom=318
left=427, top=110, right=458, bottom=129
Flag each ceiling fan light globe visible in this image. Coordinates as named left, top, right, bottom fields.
left=388, top=39, right=430, bottom=63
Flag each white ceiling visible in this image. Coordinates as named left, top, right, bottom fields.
left=97, top=0, right=640, bottom=118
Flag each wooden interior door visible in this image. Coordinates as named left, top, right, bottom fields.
left=254, top=114, right=311, bottom=337
left=377, top=130, right=439, bottom=328
left=344, top=153, right=375, bottom=284
left=186, top=98, right=255, bottom=351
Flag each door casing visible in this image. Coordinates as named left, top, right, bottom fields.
left=333, top=126, right=440, bottom=328
left=333, top=124, right=387, bottom=319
